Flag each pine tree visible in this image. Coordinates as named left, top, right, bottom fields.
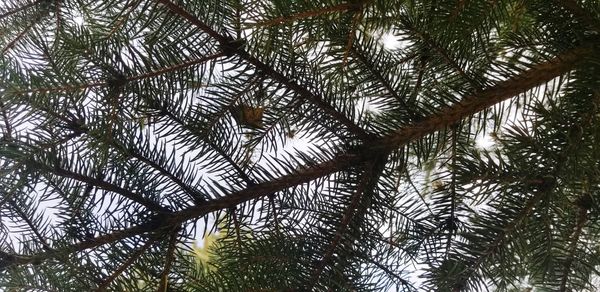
left=0, top=0, right=599, bottom=290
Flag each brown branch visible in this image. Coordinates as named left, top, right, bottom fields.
left=0, top=285, right=57, bottom=292
left=269, top=194, right=281, bottom=234
left=173, top=152, right=366, bottom=222
left=308, top=161, right=375, bottom=288
left=0, top=132, right=83, bottom=210
left=233, top=0, right=241, bottom=39
left=127, top=147, right=206, bottom=203
left=43, top=175, right=94, bottom=229
left=0, top=45, right=589, bottom=271
left=445, top=126, right=458, bottom=258
left=449, top=0, right=468, bottom=22
left=249, top=3, right=358, bottom=28
left=54, top=0, right=61, bottom=34
left=0, top=147, right=363, bottom=270
left=158, top=228, right=180, bottom=292
left=1, top=115, right=56, bottom=252
left=9, top=82, right=107, bottom=96
left=373, top=46, right=590, bottom=151
left=68, top=121, right=207, bottom=204
left=95, top=237, right=156, bottom=292
left=361, top=255, right=410, bottom=287
left=0, top=219, right=159, bottom=270
left=0, top=0, right=43, bottom=20
left=54, top=167, right=168, bottom=213
left=231, top=208, right=243, bottom=251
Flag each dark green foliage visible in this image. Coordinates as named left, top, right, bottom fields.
left=0, top=0, right=599, bottom=291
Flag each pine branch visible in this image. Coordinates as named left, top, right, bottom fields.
left=350, top=47, right=419, bottom=119
left=249, top=2, right=362, bottom=28
left=0, top=285, right=57, bottom=292
left=0, top=101, right=12, bottom=138
left=449, top=0, right=468, bottom=22
left=361, top=254, right=411, bottom=288
left=126, top=149, right=205, bottom=203
left=61, top=118, right=206, bottom=204
left=94, top=237, right=156, bottom=292
left=2, top=20, right=38, bottom=55
left=0, top=174, right=34, bottom=211
left=554, top=0, right=600, bottom=32
left=558, top=201, right=589, bottom=291
left=155, top=0, right=229, bottom=44
left=0, top=216, right=164, bottom=270
left=231, top=207, right=243, bottom=252
left=195, top=75, right=260, bottom=137
left=105, top=0, right=144, bottom=39
left=159, top=107, right=255, bottom=187
left=398, top=18, right=482, bottom=90
left=0, top=150, right=363, bottom=270
left=451, top=178, right=556, bottom=292
left=308, top=161, right=376, bottom=288
left=0, top=45, right=588, bottom=271
left=445, top=127, right=458, bottom=258
left=0, top=0, right=43, bottom=20
left=29, top=161, right=169, bottom=213
left=9, top=82, right=107, bottom=96
left=342, top=10, right=363, bottom=66
left=268, top=194, right=281, bottom=234
left=156, top=0, right=373, bottom=140
left=126, top=51, right=225, bottom=82
left=54, top=0, right=60, bottom=34
left=158, top=228, right=180, bottom=292
left=9, top=53, right=222, bottom=96
left=43, top=175, right=96, bottom=230
left=233, top=0, right=241, bottom=39
left=8, top=200, right=52, bottom=251
left=237, top=50, right=373, bottom=140
left=373, top=45, right=590, bottom=151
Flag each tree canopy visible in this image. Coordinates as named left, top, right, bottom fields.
left=0, top=0, right=599, bottom=291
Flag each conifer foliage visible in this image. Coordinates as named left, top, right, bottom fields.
left=0, top=0, right=599, bottom=290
